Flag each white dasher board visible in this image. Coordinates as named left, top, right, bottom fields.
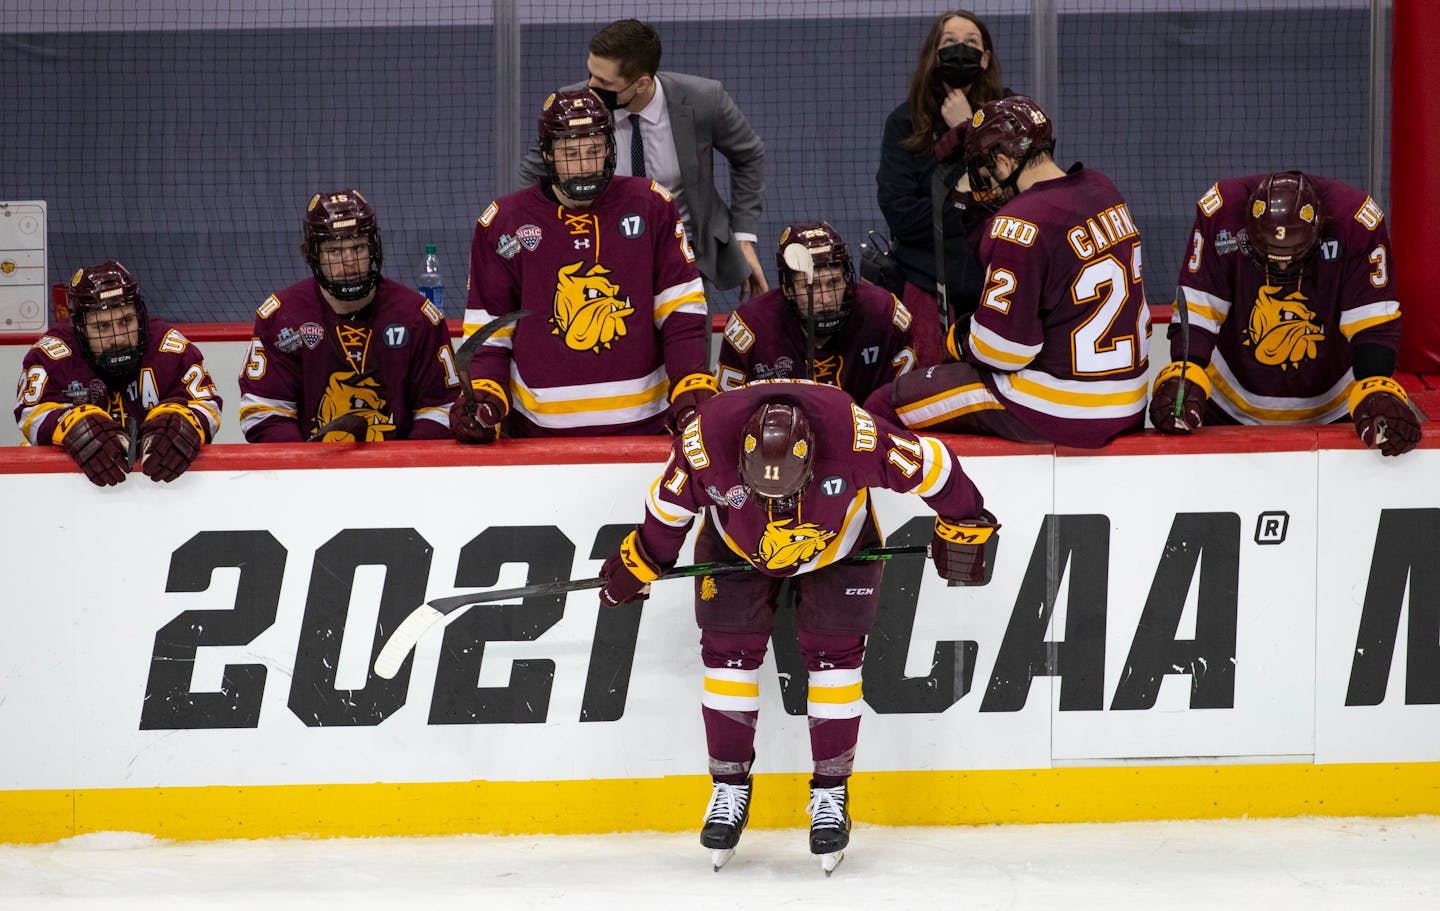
left=0, top=201, right=48, bottom=334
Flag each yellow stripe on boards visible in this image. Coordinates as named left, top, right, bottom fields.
left=3, top=762, right=1439, bottom=844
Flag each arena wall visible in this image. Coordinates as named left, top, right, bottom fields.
left=1, top=430, right=1436, bottom=844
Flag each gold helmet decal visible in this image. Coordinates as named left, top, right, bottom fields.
left=971, top=110, right=985, bottom=128
left=744, top=433, right=757, bottom=453
left=70, top=267, right=84, bottom=287
left=792, top=439, right=808, bottom=459
left=1252, top=199, right=1267, bottom=219
left=543, top=92, right=556, bottom=110
left=551, top=260, right=635, bottom=353
left=307, top=193, right=322, bottom=212
left=1299, top=203, right=1316, bottom=223
left=778, top=226, right=792, bottom=245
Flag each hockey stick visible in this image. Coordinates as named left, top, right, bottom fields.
left=455, top=308, right=531, bottom=417
left=124, top=415, right=141, bottom=469
left=1172, top=285, right=1190, bottom=425
left=782, top=242, right=816, bottom=381
left=307, top=412, right=370, bottom=442
left=373, top=543, right=929, bottom=679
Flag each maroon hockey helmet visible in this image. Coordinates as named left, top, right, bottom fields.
left=1246, top=172, right=1323, bottom=275
left=776, top=221, right=858, bottom=337
left=538, top=89, right=617, bottom=201
left=963, top=95, right=1056, bottom=206
left=739, top=402, right=816, bottom=510
left=66, top=260, right=149, bottom=385
left=302, top=189, right=383, bottom=301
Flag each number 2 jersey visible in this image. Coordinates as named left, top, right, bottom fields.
left=716, top=283, right=917, bottom=403
left=238, top=277, right=457, bottom=442
left=634, top=380, right=984, bottom=578
left=959, top=164, right=1151, bottom=448
left=1174, top=174, right=1401, bottom=424
left=15, top=319, right=222, bottom=445
left=464, top=177, right=709, bottom=437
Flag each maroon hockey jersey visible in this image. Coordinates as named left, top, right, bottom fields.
left=1174, top=174, right=1401, bottom=424
left=716, top=283, right=917, bottom=403
left=634, top=380, right=984, bottom=577
left=15, top=319, right=221, bottom=445
left=464, top=177, right=709, bottom=437
left=238, top=277, right=457, bottom=441
left=960, top=165, right=1150, bottom=448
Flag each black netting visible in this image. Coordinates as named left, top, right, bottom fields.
left=0, top=1, right=1386, bottom=323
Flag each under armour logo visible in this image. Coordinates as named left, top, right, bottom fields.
left=725, top=659, right=743, bottom=668
left=574, top=238, right=591, bottom=249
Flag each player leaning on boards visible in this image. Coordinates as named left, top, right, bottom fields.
left=1150, top=171, right=1421, bottom=455
left=238, top=190, right=458, bottom=442
left=716, top=221, right=917, bottom=402
left=595, top=379, right=997, bottom=874
left=452, top=89, right=715, bottom=442
left=14, top=261, right=221, bottom=485
left=864, top=95, right=1150, bottom=448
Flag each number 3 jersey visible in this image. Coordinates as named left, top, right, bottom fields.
left=959, top=165, right=1151, bottom=448
left=15, top=319, right=222, bottom=445
left=635, top=380, right=985, bottom=578
left=238, top=277, right=458, bottom=442
left=1174, top=174, right=1401, bottom=424
left=464, top=177, right=709, bottom=437
left=716, top=283, right=917, bottom=403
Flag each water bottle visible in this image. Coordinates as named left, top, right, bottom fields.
left=418, top=243, right=443, bottom=309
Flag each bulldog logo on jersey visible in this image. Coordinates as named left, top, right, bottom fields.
left=551, top=260, right=635, bottom=353
left=1245, top=284, right=1325, bottom=369
left=315, top=372, right=397, bottom=441
left=754, top=518, right=836, bottom=572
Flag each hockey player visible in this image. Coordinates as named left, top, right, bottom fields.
left=238, top=189, right=458, bottom=442
left=716, top=221, right=917, bottom=403
left=15, top=261, right=221, bottom=486
left=452, top=88, right=715, bottom=442
left=595, top=380, right=996, bottom=873
left=1149, top=171, right=1420, bottom=456
left=865, top=95, right=1150, bottom=448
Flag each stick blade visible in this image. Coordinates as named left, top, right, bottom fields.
left=781, top=242, right=815, bottom=281
left=373, top=605, right=445, bottom=679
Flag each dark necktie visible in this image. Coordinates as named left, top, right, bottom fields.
left=629, top=113, right=646, bottom=178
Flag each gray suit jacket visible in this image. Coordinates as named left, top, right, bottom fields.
left=520, top=72, right=765, bottom=291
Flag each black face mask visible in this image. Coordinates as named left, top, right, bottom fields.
left=936, top=44, right=985, bottom=90
left=589, top=78, right=638, bottom=112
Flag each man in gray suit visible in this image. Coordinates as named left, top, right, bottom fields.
left=521, top=19, right=768, bottom=304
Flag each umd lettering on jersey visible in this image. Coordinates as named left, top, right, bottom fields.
left=681, top=416, right=709, bottom=469
left=990, top=216, right=1039, bottom=247
left=1066, top=203, right=1139, bottom=260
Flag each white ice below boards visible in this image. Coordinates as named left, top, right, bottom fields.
left=2, top=816, right=1439, bottom=910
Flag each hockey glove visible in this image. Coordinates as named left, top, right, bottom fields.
left=55, top=405, right=130, bottom=487
left=1148, top=361, right=1211, bottom=434
left=599, top=530, right=661, bottom=607
left=667, top=372, right=718, bottom=434
left=930, top=510, right=1000, bottom=585
left=138, top=401, right=206, bottom=482
left=450, top=380, right=508, bottom=445
left=1350, top=376, right=1422, bottom=457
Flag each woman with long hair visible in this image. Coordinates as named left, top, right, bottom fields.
left=877, top=11, right=1007, bottom=367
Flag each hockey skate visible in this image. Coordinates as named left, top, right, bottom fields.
left=807, top=780, right=851, bottom=875
left=700, top=778, right=752, bottom=871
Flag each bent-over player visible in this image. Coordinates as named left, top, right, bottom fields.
left=596, top=379, right=996, bottom=873
left=1149, top=171, right=1419, bottom=455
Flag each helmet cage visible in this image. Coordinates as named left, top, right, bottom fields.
left=539, top=90, right=617, bottom=201
left=67, top=261, right=149, bottom=386
left=303, top=190, right=383, bottom=302
left=776, top=222, right=858, bottom=338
